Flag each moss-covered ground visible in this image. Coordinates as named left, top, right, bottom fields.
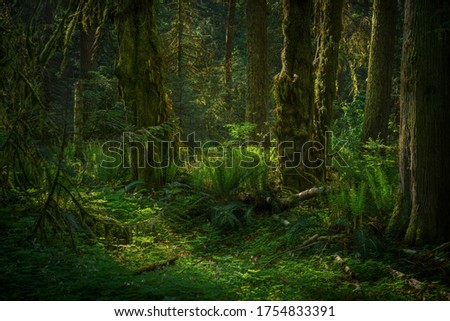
left=1, top=188, right=448, bottom=301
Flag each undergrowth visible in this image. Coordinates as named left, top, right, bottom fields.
left=1, top=109, right=448, bottom=301
left=1, top=187, right=449, bottom=300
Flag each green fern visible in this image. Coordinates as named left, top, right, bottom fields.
left=355, top=229, right=380, bottom=259
left=211, top=201, right=253, bottom=230
left=366, top=166, right=394, bottom=213
left=186, top=147, right=270, bottom=229
left=349, top=183, right=366, bottom=229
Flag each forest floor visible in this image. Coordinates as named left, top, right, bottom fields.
left=1, top=187, right=449, bottom=301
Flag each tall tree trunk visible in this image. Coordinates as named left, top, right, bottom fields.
left=274, top=0, right=315, bottom=191
left=176, top=0, right=184, bottom=108
left=348, top=60, right=359, bottom=98
left=225, top=0, right=236, bottom=116
left=74, top=13, right=98, bottom=159
left=314, top=0, right=344, bottom=145
left=116, top=0, right=173, bottom=189
left=80, top=18, right=98, bottom=79
left=73, top=80, right=85, bottom=159
left=361, top=0, right=397, bottom=144
left=246, top=0, right=268, bottom=140
left=388, top=0, right=450, bottom=245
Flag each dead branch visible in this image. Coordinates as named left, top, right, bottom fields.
left=334, top=254, right=362, bottom=292
left=402, top=248, right=448, bottom=265
left=390, top=269, right=424, bottom=291
left=301, top=234, right=320, bottom=246
left=261, top=234, right=345, bottom=269
left=278, top=186, right=332, bottom=207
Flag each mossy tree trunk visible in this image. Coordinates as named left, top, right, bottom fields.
left=274, top=0, right=315, bottom=191
left=176, top=0, right=184, bottom=109
left=314, top=0, right=344, bottom=145
left=73, top=80, right=85, bottom=159
left=73, top=12, right=98, bottom=159
left=115, top=0, right=173, bottom=189
left=225, top=0, right=236, bottom=116
left=246, top=0, right=268, bottom=140
left=361, top=0, right=397, bottom=144
left=388, top=0, right=450, bottom=245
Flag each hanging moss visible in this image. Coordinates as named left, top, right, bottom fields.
left=314, top=0, right=344, bottom=144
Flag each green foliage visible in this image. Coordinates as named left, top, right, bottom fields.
left=3, top=0, right=450, bottom=303
left=330, top=110, right=398, bottom=257
left=82, top=70, right=126, bottom=140
left=77, top=141, right=127, bottom=186
left=333, top=95, right=365, bottom=151
left=192, top=148, right=271, bottom=200
left=339, top=0, right=371, bottom=101
left=354, top=229, right=381, bottom=259
left=328, top=142, right=397, bottom=230
left=225, top=122, right=256, bottom=141
left=211, top=201, right=253, bottom=230
left=4, top=199, right=448, bottom=300
left=186, top=148, right=272, bottom=229
left=154, top=145, right=274, bottom=230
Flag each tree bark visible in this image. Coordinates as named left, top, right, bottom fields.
left=225, top=0, right=236, bottom=116
left=388, top=0, right=450, bottom=245
left=73, top=12, right=98, bottom=159
left=361, top=0, right=397, bottom=144
left=314, top=0, right=344, bottom=144
left=246, top=0, right=268, bottom=139
left=274, top=0, right=315, bottom=191
left=73, top=81, right=84, bottom=159
left=176, top=0, right=184, bottom=108
left=80, top=16, right=98, bottom=79
left=115, top=0, right=173, bottom=189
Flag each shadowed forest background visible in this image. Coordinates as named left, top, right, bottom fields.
left=1, top=0, right=449, bottom=300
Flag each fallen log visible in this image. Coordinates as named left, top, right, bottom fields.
left=277, top=186, right=332, bottom=208
left=296, top=186, right=331, bottom=201
left=334, top=254, right=362, bottom=292
left=134, top=256, right=178, bottom=275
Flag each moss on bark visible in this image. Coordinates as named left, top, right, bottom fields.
left=314, top=0, right=344, bottom=144
left=274, top=0, right=315, bottom=191
left=115, top=0, right=173, bottom=189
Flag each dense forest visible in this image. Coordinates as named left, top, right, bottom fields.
left=1, top=0, right=449, bottom=300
